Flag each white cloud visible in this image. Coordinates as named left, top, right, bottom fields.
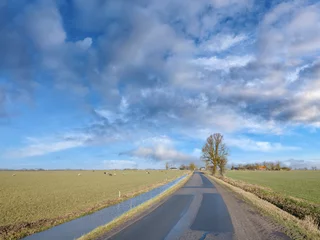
left=135, top=135, right=174, bottom=146
left=3, top=0, right=320, bottom=169
left=193, top=55, right=254, bottom=71
left=102, top=160, right=138, bottom=169
left=227, top=137, right=300, bottom=152
left=262, top=1, right=295, bottom=26
left=25, top=1, right=66, bottom=49
left=211, top=0, right=252, bottom=8
left=286, top=64, right=310, bottom=82
left=191, top=148, right=201, bottom=157
left=5, top=133, right=92, bottom=158
left=94, top=109, right=120, bottom=124
left=94, top=97, right=129, bottom=124
left=76, top=37, right=92, bottom=50
left=206, top=34, right=248, bottom=52
left=282, top=159, right=320, bottom=169
left=259, top=1, right=320, bottom=62
left=122, top=144, right=197, bottom=162
left=6, top=139, right=83, bottom=158
left=286, top=6, right=320, bottom=56
left=94, top=109, right=126, bottom=124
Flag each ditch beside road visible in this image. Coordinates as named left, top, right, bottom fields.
left=104, top=172, right=290, bottom=240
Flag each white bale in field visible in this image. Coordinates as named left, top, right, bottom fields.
left=12, top=174, right=16, bottom=176
left=113, top=173, right=117, bottom=176
left=78, top=173, right=81, bottom=176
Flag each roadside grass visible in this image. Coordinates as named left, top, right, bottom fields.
left=226, top=170, right=320, bottom=204
left=206, top=174, right=320, bottom=240
left=220, top=176, right=320, bottom=226
left=0, top=170, right=187, bottom=240
left=78, top=172, right=192, bottom=240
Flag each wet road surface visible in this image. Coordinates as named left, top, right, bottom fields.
left=108, top=172, right=290, bottom=240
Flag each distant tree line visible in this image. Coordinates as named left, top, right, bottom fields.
left=164, top=161, right=197, bottom=171
left=179, top=162, right=197, bottom=171
left=230, top=161, right=291, bottom=171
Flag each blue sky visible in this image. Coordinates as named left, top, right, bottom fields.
left=1, top=0, right=320, bottom=169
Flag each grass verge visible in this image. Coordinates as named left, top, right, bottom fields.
left=78, top=173, right=192, bottom=240
left=206, top=174, right=320, bottom=240
left=217, top=175, right=320, bottom=226
left=0, top=174, right=185, bottom=240
left=225, top=170, right=320, bottom=204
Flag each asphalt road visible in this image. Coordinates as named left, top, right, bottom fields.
left=107, top=172, right=291, bottom=240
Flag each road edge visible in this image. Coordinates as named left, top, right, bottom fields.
left=78, top=172, right=193, bottom=240
left=205, top=173, right=320, bottom=240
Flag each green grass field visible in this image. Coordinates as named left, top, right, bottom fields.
left=226, top=170, right=320, bottom=204
left=0, top=169, right=186, bottom=239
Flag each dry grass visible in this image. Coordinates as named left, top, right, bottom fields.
left=226, top=170, right=320, bottom=203
left=0, top=170, right=187, bottom=240
left=207, top=174, right=320, bottom=240
left=78, top=173, right=192, bottom=240
left=219, top=175, right=320, bottom=227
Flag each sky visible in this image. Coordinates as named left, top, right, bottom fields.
left=1, top=0, right=320, bottom=170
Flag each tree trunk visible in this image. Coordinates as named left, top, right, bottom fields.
left=212, top=163, right=217, bottom=175
left=219, top=168, right=224, bottom=177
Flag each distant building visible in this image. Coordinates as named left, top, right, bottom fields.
left=170, top=167, right=178, bottom=170
left=199, top=167, right=205, bottom=171
left=207, top=165, right=214, bottom=171
left=258, top=166, right=266, bottom=170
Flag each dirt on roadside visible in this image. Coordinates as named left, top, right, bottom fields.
left=210, top=177, right=292, bottom=240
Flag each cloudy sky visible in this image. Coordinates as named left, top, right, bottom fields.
left=1, top=0, right=320, bottom=169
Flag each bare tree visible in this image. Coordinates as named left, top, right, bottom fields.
left=189, top=162, right=196, bottom=171
left=201, top=133, right=229, bottom=176
left=165, top=162, right=170, bottom=170
left=205, top=160, right=209, bottom=170
left=231, top=164, right=235, bottom=170
left=275, top=161, right=281, bottom=171
left=218, top=155, right=228, bottom=175
left=179, top=164, right=186, bottom=170
left=270, top=162, right=275, bottom=171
